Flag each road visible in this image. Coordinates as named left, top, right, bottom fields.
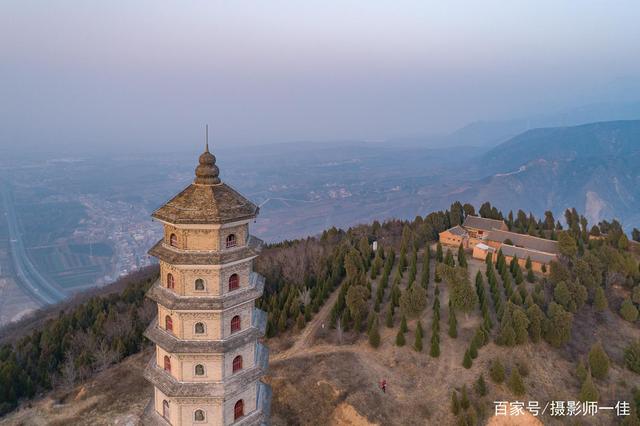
left=1, top=182, right=67, bottom=305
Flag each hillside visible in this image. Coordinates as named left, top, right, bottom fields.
left=1, top=203, right=640, bottom=425
left=451, top=120, right=640, bottom=229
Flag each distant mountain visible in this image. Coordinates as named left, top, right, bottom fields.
left=429, top=100, right=640, bottom=149
left=457, top=120, right=640, bottom=228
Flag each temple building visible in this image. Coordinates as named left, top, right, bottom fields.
left=439, top=215, right=558, bottom=274
left=142, top=141, right=271, bottom=425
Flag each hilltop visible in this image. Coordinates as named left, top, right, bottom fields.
left=1, top=202, right=640, bottom=425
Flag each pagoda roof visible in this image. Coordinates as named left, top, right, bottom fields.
left=152, top=182, right=258, bottom=225
left=152, top=144, right=258, bottom=225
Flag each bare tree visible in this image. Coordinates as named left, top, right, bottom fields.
left=93, top=342, right=120, bottom=372
left=336, top=316, right=343, bottom=345
left=60, top=353, right=77, bottom=389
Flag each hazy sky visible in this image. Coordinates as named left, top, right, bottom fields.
left=1, top=1, right=640, bottom=153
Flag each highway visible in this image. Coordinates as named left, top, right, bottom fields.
left=1, top=183, right=67, bottom=305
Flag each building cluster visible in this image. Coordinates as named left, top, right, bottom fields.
left=439, top=215, right=559, bottom=273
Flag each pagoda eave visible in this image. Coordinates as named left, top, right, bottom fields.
left=147, top=237, right=263, bottom=266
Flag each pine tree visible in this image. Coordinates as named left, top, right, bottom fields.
left=436, top=242, right=443, bottom=262
left=576, top=359, right=587, bottom=382
left=457, top=243, right=467, bottom=268
left=469, top=339, right=478, bottom=359
left=588, top=342, right=610, bottom=380
left=396, top=330, right=406, bottom=346
left=508, top=368, right=525, bottom=396
left=475, top=374, right=488, bottom=397
left=448, top=304, right=458, bottom=338
left=385, top=306, right=393, bottom=328
left=400, top=315, right=408, bottom=333
left=368, top=318, right=381, bottom=348
left=579, top=374, right=599, bottom=402
left=451, top=391, right=460, bottom=415
left=462, top=349, right=472, bottom=369
left=490, top=358, right=505, bottom=383
left=430, top=333, right=440, bottom=357
left=414, top=321, right=423, bottom=352
left=460, top=385, right=470, bottom=410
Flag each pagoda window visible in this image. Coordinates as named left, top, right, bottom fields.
left=231, top=315, right=241, bottom=333
left=195, top=364, right=205, bottom=376
left=165, top=315, right=173, bottom=333
left=226, top=233, right=237, bottom=248
left=167, top=273, right=175, bottom=289
left=162, top=400, right=170, bottom=420
left=163, top=355, right=171, bottom=372
left=194, top=409, right=205, bottom=422
left=234, top=400, right=244, bottom=420
left=195, top=278, right=205, bottom=291
left=169, top=233, right=178, bottom=247
left=232, top=355, right=243, bottom=373
left=228, top=274, right=240, bottom=291
left=194, top=322, right=205, bottom=334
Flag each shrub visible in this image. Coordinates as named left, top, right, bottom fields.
left=620, top=299, right=639, bottom=322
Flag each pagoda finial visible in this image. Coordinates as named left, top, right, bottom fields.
left=194, top=125, right=220, bottom=185
left=205, top=124, right=209, bottom=152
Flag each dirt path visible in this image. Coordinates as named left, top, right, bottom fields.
left=272, top=282, right=342, bottom=361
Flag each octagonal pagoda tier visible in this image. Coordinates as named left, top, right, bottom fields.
left=141, top=142, right=271, bottom=426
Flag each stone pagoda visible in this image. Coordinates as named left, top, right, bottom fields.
left=142, top=140, right=271, bottom=426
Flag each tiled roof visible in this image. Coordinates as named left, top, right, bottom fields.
left=448, top=225, right=468, bottom=237
left=500, top=244, right=557, bottom=264
left=463, top=215, right=508, bottom=231
left=152, top=182, right=258, bottom=225
left=487, top=230, right=559, bottom=254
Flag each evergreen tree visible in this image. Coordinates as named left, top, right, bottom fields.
left=445, top=249, right=455, bottom=267
left=414, top=322, right=423, bottom=352
left=462, top=349, right=472, bottom=369
left=368, top=318, right=381, bottom=348
left=469, top=339, right=478, bottom=359
left=451, top=391, right=460, bottom=415
left=594, top=287, right=608, bottom=311
left=400, top=315, right=408, bottom=333
left=489, top=358, right=505, bottom=383
left=460, top=385, right=470, bottom=410
left=457, top=243, right=468, bottom=268
left=448, top=304, right=458, bottom=338
left=588, top=342, right=610, bottom=380
left=395, top=330, right=406, bottom=347
left=508, top=368, right=525, bottom=396
left=475, top=374, right=488, bottom=397
left=430, top=333, right=440, bottom=357
left=385, top=306, right=394, bottom=328
left=579, top=374, right=599, bottom=402
left=436, top=242, right=444, bottom=262
left=624, top=340, right=640, bottom=374
left=576, top=359, right=588, bottom=382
